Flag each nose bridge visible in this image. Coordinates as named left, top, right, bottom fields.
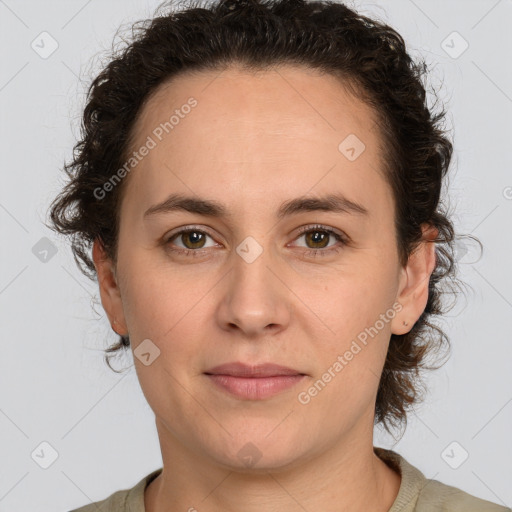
left=234, top=236, right=276, bottom=296
left=233, top=234, right=281, bottom=306
left=217, top=234, right=290, bottom=335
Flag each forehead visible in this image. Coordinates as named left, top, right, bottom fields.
left=122, top=64, right=392, bottom=222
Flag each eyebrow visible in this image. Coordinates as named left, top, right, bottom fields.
left=143, top=192, right=369, bottom=220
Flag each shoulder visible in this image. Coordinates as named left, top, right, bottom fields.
left=68, top=488, right=129, bottom=512
left=67, top=468, right=163, bottom=512
left=374, top=447, right=510, bottom=512
left=416, top=477, right=510, bottom=512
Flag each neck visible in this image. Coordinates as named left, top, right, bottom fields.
left=145, top=418, right=401, bottom=512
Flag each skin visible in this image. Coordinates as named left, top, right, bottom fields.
left=93, top=64, right=437, bottom=512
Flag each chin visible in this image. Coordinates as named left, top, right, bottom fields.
left=205, top=428, right=309, bottom=474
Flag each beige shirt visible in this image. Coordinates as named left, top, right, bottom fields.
left=69, top=447, right=510, bottom=511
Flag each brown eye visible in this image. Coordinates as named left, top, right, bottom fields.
left=292, top=224, right=348, bottom=258
left=165, top=227, right=218, bottom=255
left=177, top=230, right=207, bottom=249
left=303, top=229, right=331, bottom=249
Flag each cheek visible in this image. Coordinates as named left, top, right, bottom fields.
left=119, top=236, right=397, bottom=353
left=117, top=252, right=180, bottom=339
left=299, top=277, right=394, bottom=428
left=302, top=261, right=397, bottom=399
left=311, top=262, right=396, bottom=338
left=118, top=252, right=218, bottom=362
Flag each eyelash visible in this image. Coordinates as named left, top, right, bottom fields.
left=294, top=224, right=347, bottom=258
left=164, top=224, right=348, bottom=259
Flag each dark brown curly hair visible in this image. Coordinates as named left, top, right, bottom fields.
left=47, top=0, right=478, bottom=436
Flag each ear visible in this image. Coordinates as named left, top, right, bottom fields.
left=92, top=237, right=128, bottom=336
left=391, top=224, right=438, bottom=335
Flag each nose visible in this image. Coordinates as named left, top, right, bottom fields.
left=215, top=243, right=291, bottom=339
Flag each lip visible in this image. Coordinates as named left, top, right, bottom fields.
left=204, top=362, right=306, bottom=400
left=205, top=362, right=304, bottom=377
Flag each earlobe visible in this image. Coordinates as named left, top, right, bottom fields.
left=92, top=238, right=128, bottom=336
left=391, top=224, right=438, bottom=335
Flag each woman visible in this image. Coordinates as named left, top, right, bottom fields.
left=48, top=0, right=509, bottom=510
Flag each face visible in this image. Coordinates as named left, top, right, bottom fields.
left=94, top=65, right=435, bottom=471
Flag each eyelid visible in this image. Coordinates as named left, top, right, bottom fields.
left=294, top=223, right=347, bottom=240
left=164, top=225, right=220, bottom=247
left=165, top=224, right=216, bottom=239
left=164, top=223, right=347, bottom=241
left=163, top=223, right=349, bottom=255
left=288, top=223, right=349, bottom=252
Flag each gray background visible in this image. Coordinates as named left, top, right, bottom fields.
left=0, top=0, right=511, bottom=510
